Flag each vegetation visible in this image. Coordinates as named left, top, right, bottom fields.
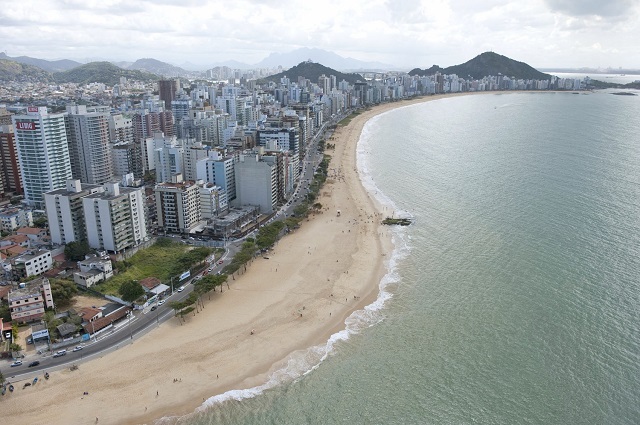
left=64, top=240, right=92, bottom=261
left=0, top=59, right=52, bottom=83
left=9, top=343, right=22, bottom=353
left=53, top=61, right=160, bottom=86
left=0, top=303, right=10, bottom=322
left=338, top=111, right=361, bottom=126
left=260, top=61, right=364, bottom=85
left=94, top=239, right=212, bottom=296
left=118, top=280, right=145, bottom=302
left=254, top=222, right=285, bottom=251
left=409, top=51, right=551, bottom=81
left=0, top=370, right=4, bottom=385
left=33, top=216, right=48, bottom=228
left=49, top=278, right=78, bottom=308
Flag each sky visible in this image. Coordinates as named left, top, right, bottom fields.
left=1, top=0, right=640, bottom=70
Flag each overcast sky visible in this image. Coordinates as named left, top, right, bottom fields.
left=2, top=0, right=639, bottom=70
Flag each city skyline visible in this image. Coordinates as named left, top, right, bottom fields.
left=1, top=0, right=639, bottom=71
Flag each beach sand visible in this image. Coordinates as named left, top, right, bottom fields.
left=3, top=95, right=451, bottom=425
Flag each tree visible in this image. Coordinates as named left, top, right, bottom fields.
left=33, top=216, right=48, bottom=228
left=49, top=279, right=78, bottom=307
left=118, top=280, right=145, bottom=303
left=64, top=240, right=91, bottom=261
left=0, top=370, right=5, bottom=386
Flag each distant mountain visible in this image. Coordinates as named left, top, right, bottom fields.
left=261, top=61, right=363, bottom=86
left=0, top=59, right=53, bottom=83
left=53, top=61, right=160, bottom=85
left=0, top=52, right=81, bottom=73
left=410, top=52, right=551, bottom=80
left=255, top=48, right=395, bottom=71
left=127, top=58, right=202, bottom=78
left=408, top=65, right=444, bottom=76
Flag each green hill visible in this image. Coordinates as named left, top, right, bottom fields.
left=0, top=59, right=53, bottom=83
left=409, top=52, right=551, bottom=80
left=53, top=61, right=161, bottom=85
left=261, top=61, right=364, bottom=86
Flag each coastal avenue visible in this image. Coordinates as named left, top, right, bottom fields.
left=0, top=112, right=342, bottom=385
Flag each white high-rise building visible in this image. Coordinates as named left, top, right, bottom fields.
left=44, top=179, right=104, bottom=245
left=196, top=151, right=237, bottom=201
left=12, top=106, right=73, bottom=209
left=234, top=154, right=278, bottom=213
left=65, top=105, right=113, bottom=185
left=83, top=182, right=149, bottom=253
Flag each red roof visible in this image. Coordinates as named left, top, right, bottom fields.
left=139, top=277, right=162, bottom=290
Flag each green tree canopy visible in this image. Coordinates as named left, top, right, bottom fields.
left=49, top=279, right=78, bottom=307
left=33, top=216, right=48, bottom=228
left=118, top=280, right=145, bottom=302
left=64, top=240, right=92, bottom=261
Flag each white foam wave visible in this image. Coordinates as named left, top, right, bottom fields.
left=157, top=112, right=413, bottom=424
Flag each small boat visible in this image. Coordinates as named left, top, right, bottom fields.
left=2, top=386, right=5, bottom=395
left=44, top=372, right=50, bottom=380
left=33, top=377, right=38, bottom=385
left=9, top=384, right=14, bottom=392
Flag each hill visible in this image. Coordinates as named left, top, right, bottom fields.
left=261, top=61, right=364, bottom=86
left=0, top=52, right=81, bottom=73
left=255, top=47, right=395, bottom=71
left=128, top=58, right=202, bottom=78
left=0, top=59, right=53, bottom=83
left=409, top=52, right=551, bottom=80
left=53, top=61, right=160, bottom=85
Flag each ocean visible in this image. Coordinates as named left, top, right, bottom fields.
left=176, top=91, right=640, bottom=425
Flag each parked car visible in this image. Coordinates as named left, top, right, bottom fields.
left=28, top=361, right=40, bottom=367
left=10, top=360, right=22, bottom=367
left=72, top=346, right=83, bottom=352
left=177, top=286, right=185, bottom=292
left=150, top=305, right=157, bottom=311
left=158, top=299, right=166, bottom=306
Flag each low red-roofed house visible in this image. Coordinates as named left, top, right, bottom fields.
left=79, top=306, right=103, bottom=322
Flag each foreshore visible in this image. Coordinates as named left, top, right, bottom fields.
left=3, top=93, right=459, bottom=425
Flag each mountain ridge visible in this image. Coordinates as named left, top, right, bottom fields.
left=409, top=52, right=551, bottom=80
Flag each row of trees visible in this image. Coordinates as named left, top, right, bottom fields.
left=169, top=274, right=228, bottom=323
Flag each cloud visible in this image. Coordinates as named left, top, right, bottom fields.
left=544, top=0, right=638, bottom=18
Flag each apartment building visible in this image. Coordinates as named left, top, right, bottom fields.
left=8, top=277, right=54, bottom=323
left=11, top=106, right=73, bottom=209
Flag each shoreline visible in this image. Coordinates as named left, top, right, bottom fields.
left=4, top=93, right=467, bottom=425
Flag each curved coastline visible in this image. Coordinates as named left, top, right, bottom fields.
left=3, top=94, right=468, bottom=425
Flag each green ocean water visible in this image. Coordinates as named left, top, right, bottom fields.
left=166, top=91, right=640, bottom=425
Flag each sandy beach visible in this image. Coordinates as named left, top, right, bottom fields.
left=3, top=94, right=451, bottom=425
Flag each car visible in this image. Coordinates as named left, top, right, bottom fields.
left=177, top=285, right=185, bottom=292
left=72, top=346, right=83, bottom=352
left=10, top=360, right=22, bottom=367
left=158, top=299, right=166, bottom=306
left=28, top=361, right=40, bottom=367
left=150, top=305, right=157, bottom=311
left=53, top=350, right=67, bottom=358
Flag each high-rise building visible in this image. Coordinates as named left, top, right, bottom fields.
left=154, top=176, right=201, bottom=234
left=83, top=182, right=148, bottom=253
left=44, top=179, right=103, bottom=245
left=158, top=79, right=178, bottom=110
left=0, top=125, right=23, bottom=196
left=65, top=105, right=113, bottom=185
left=12, top=106, right=72, bottom=209
left=234, top=153, right=278, bottom=213
left=196, top=151, right=237, bottom=201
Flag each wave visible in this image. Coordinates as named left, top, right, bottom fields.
left=155, top=112, right=412, bottom=424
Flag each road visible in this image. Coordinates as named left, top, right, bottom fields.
left=0, top=112, right=344, bottom=383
